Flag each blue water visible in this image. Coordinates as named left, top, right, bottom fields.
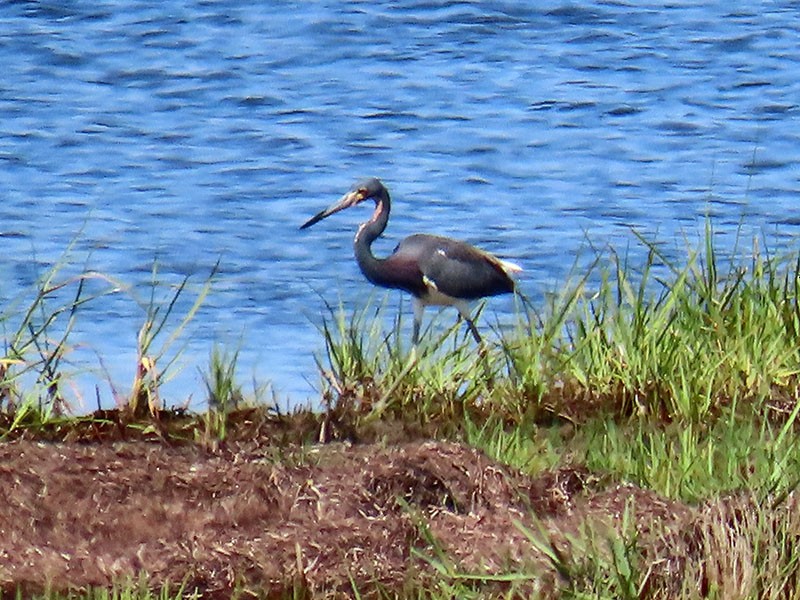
left=1, top=2, right=799, bottom=409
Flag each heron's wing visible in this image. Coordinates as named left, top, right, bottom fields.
left=396, top=234, right=518, bottom=300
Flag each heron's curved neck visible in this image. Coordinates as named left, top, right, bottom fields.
left=354, top=190, right=391, bottom=284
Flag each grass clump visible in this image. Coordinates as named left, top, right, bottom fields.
left=126, top=262, right=218, bottom=419
left=201, top=344, right=244, bottom=412
left=518, top=225, right=800, bottom=422
left=512, top=492, right=800, bottom=600
left=314, top=297, right=503, bottom=438
left=0, top=249, right=119, bottom=429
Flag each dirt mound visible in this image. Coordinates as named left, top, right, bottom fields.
left=0, top=438, right=727, bottom=598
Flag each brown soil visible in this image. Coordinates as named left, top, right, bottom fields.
left=0, top=413, right=789, bottom=599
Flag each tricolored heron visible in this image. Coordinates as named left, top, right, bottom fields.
left=300, top=177, right=521, bottom=344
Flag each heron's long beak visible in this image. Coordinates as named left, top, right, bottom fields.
left=300, top=190, right=362, bottom=230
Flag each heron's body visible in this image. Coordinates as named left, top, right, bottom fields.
left=300, top=178, right=520, bottom=343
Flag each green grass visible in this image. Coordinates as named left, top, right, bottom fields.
left=0, top=251, right=218, bottom=429
left=467, top=410, right=800, bottom=503
left=1, top=580, right=197, bottom=600
left=397, top=413, right=800, bottom=599
left=314, top=295, right=502, bottom=434
left=316, top=223, right=800, bottom=429
left=127, top=261, right=218, bottom=418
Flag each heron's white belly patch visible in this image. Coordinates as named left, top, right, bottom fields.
left=421, top=276, right=466, bottom=308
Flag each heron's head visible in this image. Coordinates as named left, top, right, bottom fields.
left=300, top=177, right=388, bottom=230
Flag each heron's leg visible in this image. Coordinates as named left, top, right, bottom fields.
left=412, top=297, right=425, bottom=345
left=465, top=318, right=483, bottom=344
left=455, top=302, right=483, bottom=344
left=456, top=303, right=494, bottom=386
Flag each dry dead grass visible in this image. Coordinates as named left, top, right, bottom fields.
left=2, top=435, right=796, bottom=599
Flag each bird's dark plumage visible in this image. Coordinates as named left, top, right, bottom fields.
left=300, top=178, right=521, bottom=343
